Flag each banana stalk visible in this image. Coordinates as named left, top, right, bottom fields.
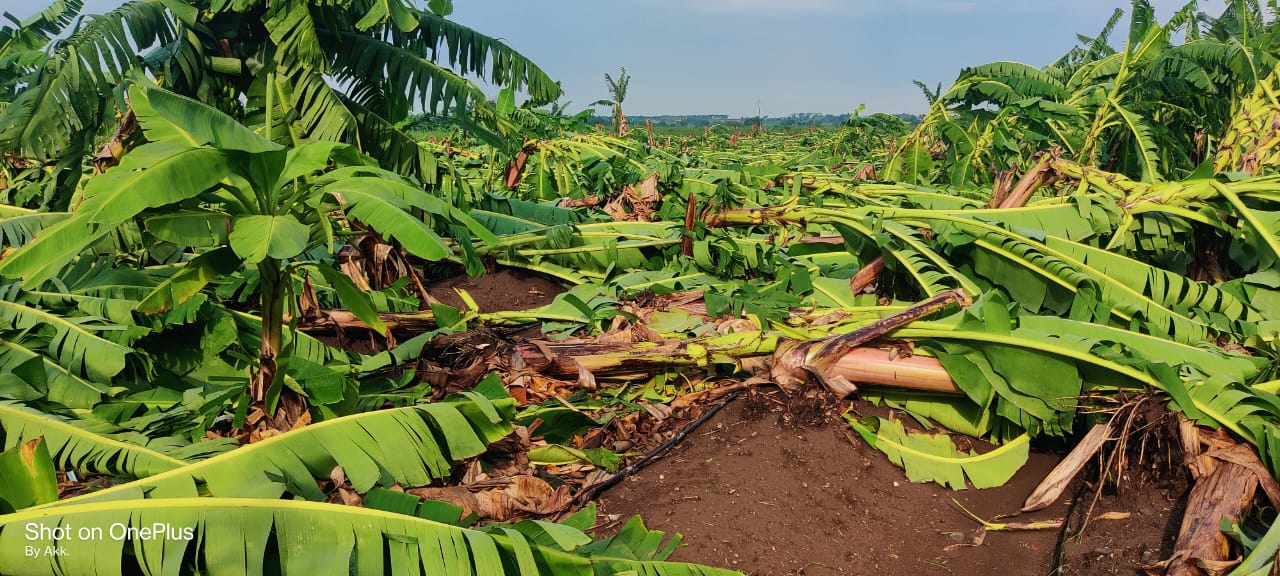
left=998, top=148, right=1061, bottom=208
left=301, top=310, right=438, bottom=333
left=514, top=330, right=779, bottom=379
left=772, top=290, right=971, bottom=394
left=514, top=333, right=961, bottom=395
left=512, top=292, right=968, bottom=396
left=297, top=307, right=607, bottom=334
left=828, top=347, right=959, bottom=394
left=1152, top=422, right=1280, bottom=576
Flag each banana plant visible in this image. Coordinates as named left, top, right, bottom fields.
left=0, top=498, right=740, bottom=576
left=0, top=380, right=738, bottom=575
left=0, top=83, right=497, bottom=422
left=0, top=0, right=561, bottom=189
left=598, top=67, right=631, bottom=137
left=886, top=1, right=1268, bottom=186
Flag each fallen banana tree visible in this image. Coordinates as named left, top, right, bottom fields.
left=689, top=148, right=1280, bottom=572
left=479, top=288, right=1280, bottom=576
left=510, top=296, right=965, bottom=396
left=769, top=289, right=970, bottom=394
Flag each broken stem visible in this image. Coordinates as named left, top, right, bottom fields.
left=772, top=290, right=971, bottom=393
left=680, top=189, right=697, bottom=258
left=952, top=499, right=1065, bottom=532
left=848, top=256, right=885, bottom=295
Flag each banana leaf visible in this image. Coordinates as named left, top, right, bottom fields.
left=0, top=401, right=188, bottom=479
left=0, top=437, right=57, bottom=512
left=848, top=415, right=1030, bottom=490
left=0, top=497, right=741, bottom=576
left=41, top=382, right=515, bottom=506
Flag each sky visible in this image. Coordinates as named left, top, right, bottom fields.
left=9, top=0, right=1194, bottom=116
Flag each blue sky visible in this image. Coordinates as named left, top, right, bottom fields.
left=11, top=0, right=1192, bottom=116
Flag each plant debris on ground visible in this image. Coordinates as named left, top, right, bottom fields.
left=6, top=1, right=1280, bottom=575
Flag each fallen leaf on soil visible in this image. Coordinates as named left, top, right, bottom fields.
left=604, top=173, right=662, bottom=221
left=408, top=475, right=574, bottom=522
left=639, top=402, right=673, bottom=421
left=943, top=527, right=987, bottom=551
left=575, top=360, right=598, bottom=390
left=1023, top=422, right=1112, bottom=512
left=1095, top=511, right=1132, bottom=521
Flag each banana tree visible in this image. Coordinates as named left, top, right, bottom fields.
left=0, top=0, right=92, bottom=209
left=887, top=0, right=1270, bottom=186
left=597, top=67, right=631, bottom=137
left=0, top=0, right=561, bottom=192
left=0, top=83, right=497, bottom=422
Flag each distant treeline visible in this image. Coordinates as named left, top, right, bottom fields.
left=586, top=113, right=924, bottom=128
left=398, top=110, right=925, bottom=136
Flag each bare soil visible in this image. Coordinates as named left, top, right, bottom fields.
left=596, top=392, right=1188, bottom=576
left=425, top=267, right=563, bottom=312
left=410, top=268, right=1191, bottom=576
left=1056, top=399, right=1189, bottom=575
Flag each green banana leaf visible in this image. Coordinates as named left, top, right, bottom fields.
left=891, top=295, right=1269, bottom=442
left=0, top=497, right=742, bottom=576
left=848, top=415, right=1030, bottom=490
left=41, top=384, right=515, bottom=506
left=0, top=334, right=113, bottom=409
left=0, top=437, right=57, bottom=512
left=0, top=401, right=188, bottom=478
left=0, top=298, right=134, bottom=383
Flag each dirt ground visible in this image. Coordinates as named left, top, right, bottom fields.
left=412, top=267, right=1190, bottom=576
left=425, top=267, right=564, bottom=312
left=597, top=392, right=1187, bottom=576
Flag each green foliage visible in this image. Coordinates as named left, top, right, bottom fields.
left=847, top=416, right=1030, bottom=490
left=0, top=498, right=738, bottom=576
left=886, top=2, right=1280, bottom=186
left=0, top=0, right=561, bottom=187
left=51, top=384, right=514, bottom=505
left=837, top=110, right=912, bottom=160
left=0, top=438, right=58, bottom=512
left=1, top=83, right=503, bottom=418
left=8, top=1, right=1280, bottom=572
left=0, top=401, right=190, bottom=478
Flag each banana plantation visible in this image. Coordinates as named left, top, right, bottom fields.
left=6, top=0, right=1280, bottom=574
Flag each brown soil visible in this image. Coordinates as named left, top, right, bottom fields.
left=425, top=267, right=563, bottom=312
left=313, top=267, right=566, bottom=354
left=1057, top=483, right=1185, bottom=575
left=596, top=391, right=1187, bottom=576
left=337, top=267, right=1191, bottom=576
left=1056, top=399, right=1190, bottom=575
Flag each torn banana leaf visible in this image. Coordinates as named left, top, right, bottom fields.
left=861, top=391, right=993, bottom=438
left=0, top=437, right=57, bottom=512
left=847, top=415, right=1029, bottom=490
left=36, top=380, right=515, bottom=507
left=529, top=444, right=624, bottom=472
left=0, top=497, right=742, bottom=576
